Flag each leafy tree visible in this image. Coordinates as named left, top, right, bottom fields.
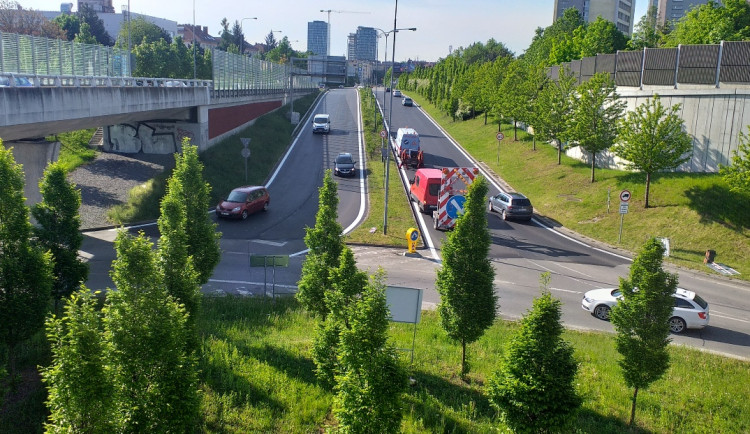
left=499, top=59, right=531, bottom=140
left=458, top=38, right=514, bottom=65
left=610, top=237, right=677, bottom=426
left=167, top=141, right=221, bottom=284
left=32, top=162, right=88, bottom=308
left=523, top=8, right=584, bottom=66
left=535, top=66, right=577, bottom=165
left=104, top=231, right=199, bottom=432
left=157, top=192, right=201, bottom=350
left=73, top=21, right=97, bottom=45
left=568, top=72, right=625, bottom=182
left=312, top=247, right=368, bottom=389
left=77, top=4, right=112, bottom=45
left=43, top=288, right=114, bottom=433
left=488, top=273, right=581, bottom=433
left=662, top=0, right=750, bottom=46
left=53, top=13, right=81, bottom=41
left=629, top=5, right=668, bottom=50
left=115, top=16, right=171, bottom=48
left=0, top=140, right=53, bottom=378
left=297, top=170, right=345, bottom=318
left=0, top=0, right=66, bottom=38
left=720, top=126, right=750, bottom=193
left=334, top=270, right=406, bottom=433
left=217, top=18, right=242, bottom=53
left=266, top=36, right=300, bottom=64
left=578, top=16, right=627, bottom=58
left=436, top=176, right=496, bottom=375
left=614, top=94, right=693, bottom=208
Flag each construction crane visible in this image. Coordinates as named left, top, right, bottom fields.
left=320, top=9, right=370, bottom=56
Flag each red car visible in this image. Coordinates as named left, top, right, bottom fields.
left=216, top=186, right=270, bottom=220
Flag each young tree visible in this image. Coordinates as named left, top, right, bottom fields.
left=334, top=270, right=406, bottom=433
left=311, top=247, right=368, bottom=389
left=157, top=193, right=201, bottom=350
left=628, top=5, right=667, bottom=50
left=568, top=72, right=625, bottom=182
left=115, top=16, right=171, bottom=48
left=297, top=170, right=345, bottom=318
left=76, top=3, right=112, bottom=45
left=610, top=237, right=677, bottom=427
left=73, top=21, right=97, bottom=44
left=0, top=141, right=53, bottom=378
left=104, top=231, right=199, bottom=432
left=32, top=162, right=88, bottom=309
left=436, top=176, right=497, bottom=375
left=167, top=140, right=221, bottom=284
left=535, top=67, right=577, bottom=165
left=488, top=273, right=581, bottom=433
left=614, top=94, right=693, bottom=207
left=43, top=288, right=114, bottom=433
left=720, top=125, right=750, bottom=193
left=499, top=60, right=531, bottom=141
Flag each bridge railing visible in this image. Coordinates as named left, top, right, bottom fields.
left=0, top=71, right=212, bottom=88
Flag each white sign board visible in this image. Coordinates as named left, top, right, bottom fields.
left=385, top=286, right=423, bottom=324
left=619, top=203, right=629, bottom=214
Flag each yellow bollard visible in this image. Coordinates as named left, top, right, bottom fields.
left=406, top=227, right=420, bottom=253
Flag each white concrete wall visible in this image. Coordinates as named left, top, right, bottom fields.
left=565, top=87, right=750, bottom=173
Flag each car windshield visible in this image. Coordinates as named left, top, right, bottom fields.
left=428, top=184, right=440, bottom=196
left=226, top=191, right=248, bottom=202
left=314, top=116, right=328, bottom=123
left=692, top=294, right=709, bottom=309
left=336, top=155, right=353, bottom=164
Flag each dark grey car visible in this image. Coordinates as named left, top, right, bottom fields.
left=488, top=192, right=533, bottom=221
left=333, top=152, right=356, bottom=177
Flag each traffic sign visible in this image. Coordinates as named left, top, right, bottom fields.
left=620, top=189, right=631, bottom=202
left=241, top=148, right=251, bottom=158
left=619, top=203, right=629, bottom=214
left=240, top=137, right=251, bottom=148
left=380, top=130, right=387, bottom=138
left=496, top=132, right=505, bottom=141
left=446, top=195, right=467, bottom=219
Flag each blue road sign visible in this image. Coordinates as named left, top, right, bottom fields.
left=446, top=195, right=466, bottom=219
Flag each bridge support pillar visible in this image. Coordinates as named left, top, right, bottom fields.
left=7, top=140, right=60, bottom=207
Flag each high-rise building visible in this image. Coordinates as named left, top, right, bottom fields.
left=307, top=20, right=328, bottom=56
left=553, top=0, right=635, bottom=35
left=347, top=33, right=357, bottom=60
left=354, top=27, right=378, bottom=62
left=650, top=0, right=711, bottom=26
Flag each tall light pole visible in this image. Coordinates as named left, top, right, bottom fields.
left=240, top=17, right=258, bottom=54
left=383, top=0, right=416, bottom=235
left=374, top=27, right=415, bottom=124
left=192, top=0, right=196, bottom=78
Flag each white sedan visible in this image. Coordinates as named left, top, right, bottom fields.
left=581, top=287, right=709, bottom=334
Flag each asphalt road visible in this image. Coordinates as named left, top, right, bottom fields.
left=79, top=87, right=750, bottom=360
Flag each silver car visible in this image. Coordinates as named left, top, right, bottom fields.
left=488, top=192, right=533, bottom=221
left=581, top=287, right=709, bottom=334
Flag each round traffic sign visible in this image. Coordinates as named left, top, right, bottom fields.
left=380, top=130, right=387, bottom=138
left=496, top=132, right=505, bottom=141
left=620, top=190, right=631, bottom=202
left=241, top=148, right=251, bottom=158
left=446, top=195, right=467, bottom=219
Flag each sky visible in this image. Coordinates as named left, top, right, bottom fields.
left=19, top=0, right=649, bottom=62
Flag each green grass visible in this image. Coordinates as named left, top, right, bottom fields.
left=346, top=89, right=418, bottom=246
left=4, top=296, right=749, bottom=433
left=107, top=92, right=320, bottom=224
left=409, top=93, right=750, bottom=280
left=54, top=129, right=98, bottom=172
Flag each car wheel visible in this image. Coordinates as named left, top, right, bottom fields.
left=488, top=201, right=493, bottom=213
left=669, top=317, right=687, bottom=334
left=593, top=304, right=611, bottom=321
left=263, top=202, right=269, bottom=212
left=241, top=210, right=249, bottom=220
left=501, top=209, right=508, bottom=221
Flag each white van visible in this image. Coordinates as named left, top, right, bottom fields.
left=312, top=114, right=331, bottom=134
left=395, top=127, right=420, bottom=153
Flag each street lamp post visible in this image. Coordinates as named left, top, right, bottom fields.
left=240, top=17, right=258, bottom=54
left=383, top=1, right=416, bottom=235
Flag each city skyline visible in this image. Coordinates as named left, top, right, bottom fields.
left=18, top=0, right=648, bottom=61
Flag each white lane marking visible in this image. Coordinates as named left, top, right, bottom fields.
left=382, top=96, right=440, bottom=262
left=553, top=262, right=594, bottom=278
left=551, top=287, right=583, bottom=294
left=252, top=239, right=286, bottom=247
left=208, top=278, right=297, bottom=289
left=342, top=90, right=368, bottom=236
left=711, top=311, right=750, bottom=324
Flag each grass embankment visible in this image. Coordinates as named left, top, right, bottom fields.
left=54, top=129, right=98, bottom=172
left=107, top=92, right=320, bottom=224
left=346, top=89, right=416, bottom=245
left=408, top=93, right=750, bottom=280
left=5, top=291, right=748, bottom=433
